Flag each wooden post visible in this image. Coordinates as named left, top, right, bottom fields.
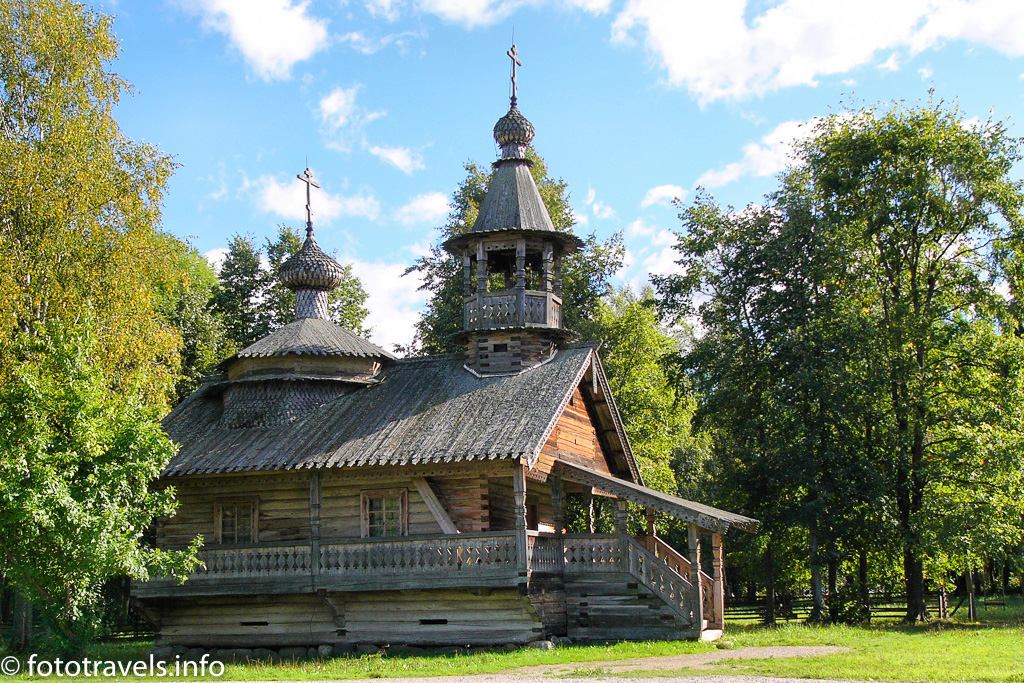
left=711, top=532, right=725, bottom=629
left=462, top=250, right=472, bottom=296
left=584, top=490, right=595, bottom=533
left=554, top=255, right=562, bottom=297
left=309, top=471, right=321, bottom=585
left=550, top=476, right=564, bottom=535
left=515, top=238, right=526, bottom=326
left=551, top=475, right=565, bottom=573
left=542, top=244, right=553, bottom=292
left=645, top=508, right=656, bottom=538
left=688, top=523, right=704, bottom=631
left=614, top=499, right=629, bottom=535
left=513, top=463, right=529, bottom=584
left=476, top=242, right=488, bottom=330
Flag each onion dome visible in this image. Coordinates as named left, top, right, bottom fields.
left=280, top=236, right=346, bottom=292
left=493, top=104, right=535, bottom=159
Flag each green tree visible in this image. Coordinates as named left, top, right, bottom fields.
left=0, top=0, right=184, bottom=405
left=659, top=100, right=1024, bottom=623
left=802, top=101, right=1024, bottom=621
left=212, top=234, right=265, bottom=349
left=594, top=286, right=706, bottom=497
left=0, top=323, right=200, bottom=647
left=405, top=152, right=624, bottom=354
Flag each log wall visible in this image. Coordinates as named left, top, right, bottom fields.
left=535, top=386, right=614, bottom=477
left=157, top=473, right=310, bottom=548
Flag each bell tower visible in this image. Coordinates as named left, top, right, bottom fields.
left=443, top=45, right=582, bottom=375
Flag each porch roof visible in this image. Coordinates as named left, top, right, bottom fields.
left=550, top=460, right=760, bottom=536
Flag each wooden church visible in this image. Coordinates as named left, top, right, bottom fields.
left=132, top=58, right=758, bottom=649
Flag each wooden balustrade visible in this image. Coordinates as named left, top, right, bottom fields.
left=640, top=535, right=716, bottom=625
left=319, top=532, right=518, bottom=577
left=562, top=534, right=622, bottom=572
left=197, top=543, right=313, bottom=577
left=464, top=291, right=562, bottom=330
left=137, top=531, right=708, bottom=631
left=623, top=536, right=695, bottom=625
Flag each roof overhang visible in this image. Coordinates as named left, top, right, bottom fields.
left=550, top=460, right=760, bottom=536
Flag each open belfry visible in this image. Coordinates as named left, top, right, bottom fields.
left=132, top=46, right=757, bottom=652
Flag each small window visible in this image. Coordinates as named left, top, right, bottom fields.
left=216, top=500, right=257, bottom=544
left=492, top=343, right=508, bottom=353
left=361, top=489, right=408, bottom=538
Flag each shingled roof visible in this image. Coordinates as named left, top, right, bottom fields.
left=163, top=345, right=601, bottom=476
left=227, top=317, right=395, bottom=363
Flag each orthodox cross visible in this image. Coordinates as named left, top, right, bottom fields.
left=296, top=167, right=321, bottom=238
left=507, top=44, right=521, bottom=105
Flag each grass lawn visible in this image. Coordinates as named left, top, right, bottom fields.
left=639, top=622, right=1024, bottom=682
left=6, top=639, right=715, bottom=681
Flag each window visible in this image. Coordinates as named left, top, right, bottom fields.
left=361, top=490, right=407, bottom=538
left=215, top=500, right=257, bottom=544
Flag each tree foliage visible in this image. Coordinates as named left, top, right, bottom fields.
left=0, top=0, right=185, bottom=404
left=0, top=323, right=200, bottom=643
left=213, top=226, right=370, bottom=350
left=594, top=286, right=706, bottom=498
left=405, top=152, right=624, bottom=354
left=657, top=99, right=1024, bottom=622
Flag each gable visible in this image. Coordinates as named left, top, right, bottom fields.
left=535, top=386, right=614, bottom=477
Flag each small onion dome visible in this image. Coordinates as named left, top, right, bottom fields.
left=279, top=236, right=346, bottom=291
left=493, top=105, right=535, bottom=156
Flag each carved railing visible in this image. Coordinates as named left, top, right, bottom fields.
left=623, top=536, right=696, bottom=626
left=194, top=543, right=313, bottom=577
left=527, top=533, right=562, bottom=572
left=641, top=535, right=715, bottom=626
left=319, top=532, right=518, bottom=577
left=464, top=291, right=562, bottom=330
left=563, top=534, right=622, bottom=572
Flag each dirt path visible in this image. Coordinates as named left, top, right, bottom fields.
left=273, top=645, right=859, bottom=683
left=513, top=644, right=852, bottom=675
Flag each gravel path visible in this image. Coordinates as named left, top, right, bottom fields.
left=260, top=645, right=860, bottom=683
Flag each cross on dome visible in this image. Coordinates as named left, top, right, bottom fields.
left=296, top=167, right=321, bottom=239
left=507, top=44, right=521, bottom=106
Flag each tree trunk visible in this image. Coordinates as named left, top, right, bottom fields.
left=966, top=566, right=977, bottom=621
left=809, top=518, right=825, bottom=622
left=827, top=553, right=839, bottom=623
left=858, top=547, right=871, bottom=621
left=13, top=592, right=32, bottom=650
left=764, top=539, right=776, bottom=627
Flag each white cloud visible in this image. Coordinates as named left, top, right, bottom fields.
left=367, top=144, right=426, bottom=174
left=250, top=173, right=380, bottom=222
left=396, top=192, right=450, bottom=226
left=412, top=0, right=610, bottom=27
left=349, top=260, right=428, bottom=352
left=204, top=247, right=230, bottom=272
left=640, top=184, right=686, bottom=208
left=364, top=0, right=401, bottom=20
left=185, top=0, right=328, bottom=80
left=317, top=86, right=387, bottom=152
left=919, top=65, right=934, bottom=79
left=695, top=118, right=818, bottom=188
left=319, top=86, right=361, bottom=130
left=612, top=0, right=1024, bottom=103
left=879, top=52, right=901, bottom=72
left=584, top=186, right=617, bottom=220
left=626, top=217, right=656, bottom=239
left=339, top=30, right=422, bottom=54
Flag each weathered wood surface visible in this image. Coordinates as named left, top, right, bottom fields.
left=641, top=535, right=715, bottom=625
left=136, top=532, right=522, bottom=597
left=535, top=387, right=615, bottom=477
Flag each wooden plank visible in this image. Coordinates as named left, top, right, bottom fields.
left=412, top=477, right=458, bottom=534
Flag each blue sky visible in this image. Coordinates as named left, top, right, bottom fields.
left=90, top=0, right=1024, bottom=350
